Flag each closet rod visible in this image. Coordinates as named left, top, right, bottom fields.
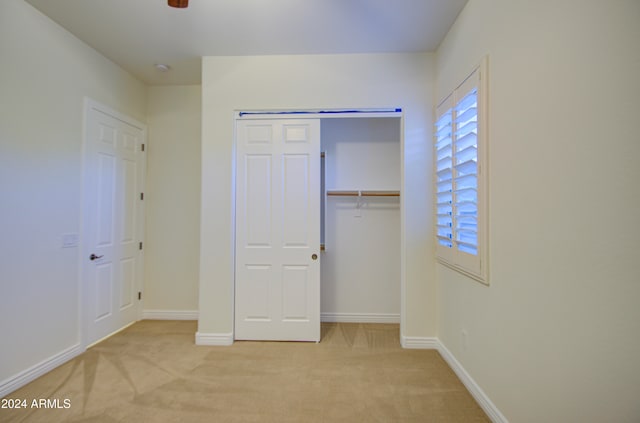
left=361, top=190, right=400, bottom=197
left=326, top=190, right=400, bottom=197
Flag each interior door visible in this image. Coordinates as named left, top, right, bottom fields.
left=83, top=101, right=145, bottom=346
left=235, top=119, right=321, bottom=341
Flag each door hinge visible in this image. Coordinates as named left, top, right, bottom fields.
left=140, top=192, right=144, bottom=200
left=141, top=144, right=145, bottom=152
left=139, top=242, right=143, bottom=250
left=138, top=291, right=142, bottom=300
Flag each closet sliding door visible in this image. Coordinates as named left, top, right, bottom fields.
left=235, top=119, right=321, bottom=342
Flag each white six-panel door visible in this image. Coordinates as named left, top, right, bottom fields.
left=235, top=119, right=321, bottom=341
left=83, top=102, right=145, bottom=346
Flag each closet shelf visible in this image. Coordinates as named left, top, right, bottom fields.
left=326, top=190, right=400, bottom=197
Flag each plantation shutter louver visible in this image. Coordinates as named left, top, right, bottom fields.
left=454, top=87, right=478, bottom=256
left=435, top=98, right=454, bottom=251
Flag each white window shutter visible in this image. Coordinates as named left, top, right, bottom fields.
left=434, top=58, right=488, bottom=283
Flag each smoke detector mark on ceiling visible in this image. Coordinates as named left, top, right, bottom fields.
left=155, top=64, right=171, bottom=72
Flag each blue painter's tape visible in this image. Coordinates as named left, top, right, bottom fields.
left=239, top=108, right=402, bottom=117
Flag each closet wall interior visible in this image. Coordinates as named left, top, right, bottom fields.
left=320, top=117, right=401, bottom=321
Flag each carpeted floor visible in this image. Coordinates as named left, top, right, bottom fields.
left=1, top=321, right=489, bottom=422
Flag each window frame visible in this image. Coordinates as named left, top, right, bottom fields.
left=434, top=57, right=489, bottom=284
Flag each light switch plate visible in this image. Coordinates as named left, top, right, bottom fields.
left=62, top=233, right=79, bottom=248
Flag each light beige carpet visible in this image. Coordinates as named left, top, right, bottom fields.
left=1, top=321, right=489, bottom=422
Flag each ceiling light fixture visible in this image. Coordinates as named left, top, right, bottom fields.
left=155, top=64, right=171, bottom=72
left=168, top=0, right=189, bottom=8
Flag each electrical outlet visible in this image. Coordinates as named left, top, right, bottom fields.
left=461, top=330, right=468, bottom=351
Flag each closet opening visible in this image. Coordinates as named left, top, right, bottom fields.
left=320, top=117, right=401, bottom=324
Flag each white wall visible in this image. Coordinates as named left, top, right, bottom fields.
left=0, top=0, right=146, bottom=391
left=321, top=118, right=400, bottom=320
left=145, top=86, right=201, bottom=316
left=199, top=53, right=435, bottom=339
left=435, top=1, right=640, bottom=422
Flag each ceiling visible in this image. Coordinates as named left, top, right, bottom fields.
left=24, top=0, right=468, bottom=86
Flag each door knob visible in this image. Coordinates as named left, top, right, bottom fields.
left=90, top=254, right=104, bottom=261
left=311, top=254, right=318, bottom=260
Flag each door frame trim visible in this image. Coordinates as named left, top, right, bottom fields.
left=80, top=98, right=147, bottom=349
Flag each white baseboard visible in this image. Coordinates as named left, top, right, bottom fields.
left=142, top=309, right=199, bottom=320
left=195, top=332, right=234, bottom=346
left=321, top=312, right=400, bottom=324
left=400, top=335, right=440, bottom=349
left=436, top=342, right=508, bottom=423
left=0, top=343, right=84, bottom=398
left=402, top=337, right=508, bottom=423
